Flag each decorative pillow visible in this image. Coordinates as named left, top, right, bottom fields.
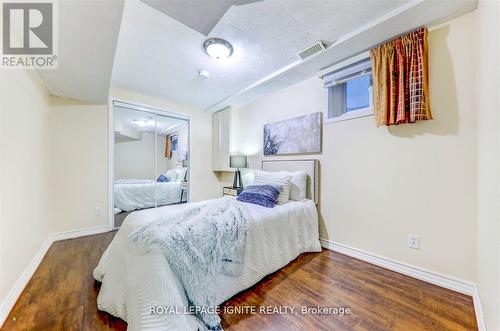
left=237, top=185, right=280, bottom=208
left=273, top=171, right=307, bottom=201
left=165, top=169, right=178, bottom=182
left=157, top=174, right=169, bottom=182
left=253, top=170, right=291, bottom=204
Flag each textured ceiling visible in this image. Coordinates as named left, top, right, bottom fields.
left=207, top=0, right=478, bottom=111
left=111, top=0, right=410, bottom=110
left=34, top=0, right=477, bottom=109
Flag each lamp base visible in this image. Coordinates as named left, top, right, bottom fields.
left=233, top=169, right=243, bottom=188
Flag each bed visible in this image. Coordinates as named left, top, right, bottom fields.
left=114, top=168, right=188, bottom=212
left=95, top=160, right=321, bottom=330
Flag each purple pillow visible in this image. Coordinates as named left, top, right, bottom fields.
left=157, top=175, right=169, bottom=182
left=237, top=184, right=281, bottom=208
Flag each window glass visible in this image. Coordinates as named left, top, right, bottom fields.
left=346, top=75, right=371, bottom=112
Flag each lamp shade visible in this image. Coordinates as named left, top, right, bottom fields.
left=229, top=155, right=247, bottom=168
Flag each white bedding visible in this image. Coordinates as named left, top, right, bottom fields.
left=114, top=181, right=184, bottom=212
left=94, top=198, right=321, bottom=330
left=115, top=179, right=155, bottom=185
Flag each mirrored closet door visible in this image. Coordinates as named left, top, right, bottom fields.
left=112, top=101, right=190, bottom=228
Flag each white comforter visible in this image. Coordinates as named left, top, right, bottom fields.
left=94, top=198, right=321, bottom=330
left=114, top=181, right=183, bottom=212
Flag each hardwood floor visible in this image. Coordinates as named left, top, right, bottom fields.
left=1, top=232, right=477, bottom=331
left=114, top=211, right=132, bottom=228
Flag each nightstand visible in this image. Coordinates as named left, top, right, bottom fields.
left=223, top=186, right=243, bottom=197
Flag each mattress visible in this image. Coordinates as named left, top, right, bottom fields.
left=114, top=181, right=184, bottom=212
left=93, top=198, right=322, bottom=330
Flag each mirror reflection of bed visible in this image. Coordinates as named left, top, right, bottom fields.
left=113, top=102, right=190, bottom=228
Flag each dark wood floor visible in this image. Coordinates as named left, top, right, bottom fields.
left=114, top=211, right=132, bottom=228
left=1, top=232, right=477, bottom=331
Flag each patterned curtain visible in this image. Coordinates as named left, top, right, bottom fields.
left=370, top=27, right=432, bottom=127
left=165, top=134, right=172, bottom=159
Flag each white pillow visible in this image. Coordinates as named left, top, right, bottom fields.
left=274, top=171, right=307, bottom=201
left=175, top=167, right=188, bottom=182
left=165, top=169, right=178, bottom=182
left=253, top=170, right=291, bottom=204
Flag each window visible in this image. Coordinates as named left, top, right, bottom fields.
left=323, top=56, right=374, bottom=123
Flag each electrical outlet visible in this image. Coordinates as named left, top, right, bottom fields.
left=408, top=234, right=420, bottom=249
left=95, top=207, right=103, bottom=216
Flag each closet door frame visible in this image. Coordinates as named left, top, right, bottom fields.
left=108, top=97, right=191, bottom=231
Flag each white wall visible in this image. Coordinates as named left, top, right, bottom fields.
left=1, top=70, right=51, bottom=305
left=0, top=70, right=109, bottom=317
left=224, top=11, right=478, bottom=282
left=2, top=6, right=498, bottom=329
left=476, top=1, right=500, bottom=329
left=1, top=77, right=220, bottom=324
left=114, top=112, right=189, bottom=181
left=114, top=132, right=157, bottom=180
left=110, top=88, right=220, bottom=202
left=114, top=132, right=183, bottom=180
left=49, top=97, right=108, bottom=233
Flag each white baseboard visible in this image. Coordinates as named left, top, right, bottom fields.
left=0, top=234, right=486, bottom=329
left=0, top=225, right=110, bottom=328
left=50, top=225, right=108, bottom=242
left=319, top=239, right=475, bottom=294
left=472, top=285, right=487, bottom=331
left=320, top=239, right=486, bottom=330
left=0, top=237, right=52, bottom=327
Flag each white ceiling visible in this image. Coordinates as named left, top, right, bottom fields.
left=36, top=0, right=125, bottom=103
left=34, top=0, right=477, bottom=110
left=114, top=105, right=186, bottom=135
left=207, top=0, right=478, bottom=111
left=140, top=0, right=262, bottom=35
left=110, top=0, right=411, bottom=110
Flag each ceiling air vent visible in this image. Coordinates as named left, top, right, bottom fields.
left=297, top=41, right=326, bottom=60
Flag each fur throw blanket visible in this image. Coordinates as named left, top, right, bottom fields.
left=130, top=197, right=250, bottom=330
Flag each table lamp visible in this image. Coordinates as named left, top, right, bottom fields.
left=230, top=155, right=247, bottom=188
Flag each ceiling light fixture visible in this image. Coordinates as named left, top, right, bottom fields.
left=204, top=38, right=233, bottom=60
left=133, top=119, right=149, bottom=126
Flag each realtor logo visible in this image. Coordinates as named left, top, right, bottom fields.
left=1, top=1, right=58, bottom=68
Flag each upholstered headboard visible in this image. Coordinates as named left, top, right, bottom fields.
left=261, top=159, right=319, bottom=204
